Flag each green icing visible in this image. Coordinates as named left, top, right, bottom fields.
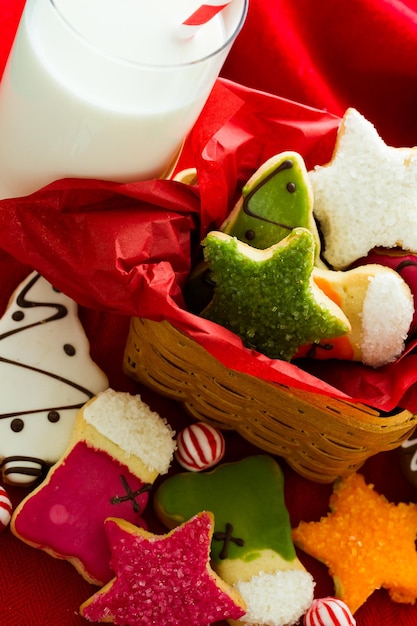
left=154, top=455, right=296, bottom=566
left=184, top=153, right=320, bottom=315
left=201, top=228, right=349, bottom=361
left=222, top=153, right=317, bottom=252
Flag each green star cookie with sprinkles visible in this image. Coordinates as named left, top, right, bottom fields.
left=80, top=511, right=246, bottom=625
left=201, top=227, right=350, bottom=360
left=185, top=152, right=323, bottom=314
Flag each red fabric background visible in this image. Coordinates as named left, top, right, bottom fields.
left=2, top=2, right=417, bottom=625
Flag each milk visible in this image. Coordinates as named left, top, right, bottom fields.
left=0, top=0, right=246, bottom=199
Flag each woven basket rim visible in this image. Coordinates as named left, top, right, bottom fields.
left=124, top=317, right=417, bottom=482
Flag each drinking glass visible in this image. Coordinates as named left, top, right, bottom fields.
left=0, top=0, right=248, bottom=199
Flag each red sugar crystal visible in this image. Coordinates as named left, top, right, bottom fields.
left=81, top=512, right=245, bottom=625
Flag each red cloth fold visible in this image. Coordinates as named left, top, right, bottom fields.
left=222, top=0, right=417, bottom=148
left=3, top=2, right=417, bottom=626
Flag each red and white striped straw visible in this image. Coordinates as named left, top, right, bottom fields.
left=177, top=0, right=233, bottom=39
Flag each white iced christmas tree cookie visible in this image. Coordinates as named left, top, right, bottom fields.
left=0, top=272, right=108, bottom=486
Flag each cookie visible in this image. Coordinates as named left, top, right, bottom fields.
left=297, top=263, right=413, bottom=367
left=201, top=228, right=350, bottom=361
left=185, top=151, right=322, bottom=314
left=0, top=271, right=108, bottom=486
left=310, top=107, right=417, bottom=269
left=11, top=389, right=176, bottom=585
left=80, top=512, right=246, bottom=625
left=292, top=473, right=417, bottom=614
left=222, top=151, right=321, bottom=256
left=154, top=455, right=315, bottom=626
left=354, top=247, right=417, bottom=336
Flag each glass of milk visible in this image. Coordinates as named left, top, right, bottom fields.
left=0, top=0, right=247, bottom=199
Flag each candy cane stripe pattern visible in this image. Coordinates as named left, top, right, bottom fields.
left=0, top=485, right=12, bottom=531
left=175, top=422, right=225, bottom=471
left=178, top=0, right=232, bottom=39
left=304, top=597, right=356, bottom=626
left=183, top=1, right=230, bottom=25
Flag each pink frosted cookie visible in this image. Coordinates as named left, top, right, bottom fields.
left=80, top=512, right=246, bottom=625
left=0, top=485, right=12, bottom=531
left=175, top=422, right=225, bottom=471
left=155, top=455, right=315, bottom=626
left=11, top=389, right=176, bottom=585
left=0, top=271, right=108, bottom=486
left=304, top=597, right=356, bottom=626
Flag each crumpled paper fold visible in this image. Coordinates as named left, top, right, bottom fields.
left=1, top=78, right=416, bottom=413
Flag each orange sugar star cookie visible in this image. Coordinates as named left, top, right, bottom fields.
left=292, top=473, right=417, bottom=614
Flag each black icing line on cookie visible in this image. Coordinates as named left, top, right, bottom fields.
left=213, top=522, right=245, bottom=559
left=242, top=158, right=295, bottom=229
left=1, top=273, right=67, bottom=340
left=0, top=357, right=95, bottom=419
left=0, top=455, right=46, bottom=477
left=0, top=273, right=96, bottom=419
left=110, top=475, right=152, bottom=513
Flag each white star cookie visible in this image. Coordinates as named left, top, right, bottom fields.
left=310, top=107, right=417, bottom=269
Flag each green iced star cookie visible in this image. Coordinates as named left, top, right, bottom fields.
left=201, top=227, right=350, bottom=361
left=185, top=152, right=322, bottom=315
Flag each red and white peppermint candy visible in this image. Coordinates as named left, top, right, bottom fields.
left=304, top=598, right=356, bottom=626
left=175, top=422, right=225, bottom=471
left=0, top=485, right=12, bottom=531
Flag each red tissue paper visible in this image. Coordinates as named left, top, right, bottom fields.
left=1, top=78, right=417, bottom=414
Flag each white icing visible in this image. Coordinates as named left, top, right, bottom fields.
left=0, top=272, right=108, bottom=486
left=82, top=389, right=176, bottom=475
left=310, top=108, right=417, bottom=269
left=361, top=272, right=414, bottom=367
left=234, top=569, right=315, bottom=626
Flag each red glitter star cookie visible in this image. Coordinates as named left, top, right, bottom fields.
left=292, top=473, right=417, bottom=614
left=80, top=511, right=246, bottom=625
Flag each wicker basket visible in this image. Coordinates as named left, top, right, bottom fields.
left=123, top=317, right=417, bottom=483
